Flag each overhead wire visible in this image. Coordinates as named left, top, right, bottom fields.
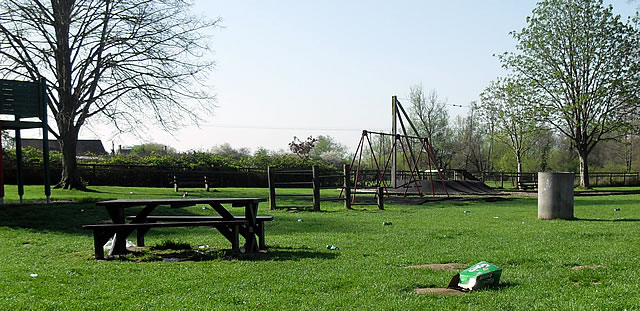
left=201, top=124, right=373, bottom=132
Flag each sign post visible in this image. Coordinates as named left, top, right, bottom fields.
left=0, top=78, right=51, bottom=204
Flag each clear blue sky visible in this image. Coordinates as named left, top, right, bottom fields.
left=85, top=0, right=638, bottom=153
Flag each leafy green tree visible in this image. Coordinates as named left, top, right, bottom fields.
left=0, top=0, right=218, bottom=189
left=130, top=143, right=176, bottom=157
left=479, top=77, right=543, bottom=185
left=499, top=0, right=640, bottom=188
left=210, top=143, right=251, bottom=160
left=310, top=135, right=348, bottom=165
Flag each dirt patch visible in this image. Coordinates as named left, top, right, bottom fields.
left=570, top=265, right=606, bottom=270
left=414, top=288, right=466, bottom=295
left=406, top=263, right=467, bottom=270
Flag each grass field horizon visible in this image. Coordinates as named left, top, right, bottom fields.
left=1, top=185, right=638, bottom=310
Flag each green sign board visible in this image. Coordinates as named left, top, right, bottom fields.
left=0, top=79, right=44, bottom=118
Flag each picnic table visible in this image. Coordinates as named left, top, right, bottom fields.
left=84, top=198, right=268, bottom=259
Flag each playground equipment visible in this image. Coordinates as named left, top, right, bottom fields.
left=0, top=78, right=51, bottom=204
left=349, top=96, right=496, bottom=198
left=348, top=96, right=448, bottom=198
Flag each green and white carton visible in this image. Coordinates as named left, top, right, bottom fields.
left=457, top=261, right=502, bottom=290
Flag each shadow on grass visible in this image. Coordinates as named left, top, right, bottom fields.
left=0, top=201, right=376, bottom=237
left=573, top=218, right=640, bottom=222
left=0, top=202, right=106, bottom=235
left=483, top=281, right=520, bottom=291
left=112, top=245, right=338, bottom=263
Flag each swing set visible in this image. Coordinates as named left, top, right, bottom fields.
left=348, top=96, right=449, bottom=201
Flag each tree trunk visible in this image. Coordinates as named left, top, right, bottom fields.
left=52, top=1, right=85, bottom=190
left=578, top=150, right=590, bottom=189
left=56, top=129, right=85, bottom=190
left=516, top=151, right=523, bottom=188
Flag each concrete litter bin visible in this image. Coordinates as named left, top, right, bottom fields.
left=537, top=172, right=574, bottom=220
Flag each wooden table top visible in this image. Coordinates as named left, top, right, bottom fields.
left=96, top=198, right=266, bottom=208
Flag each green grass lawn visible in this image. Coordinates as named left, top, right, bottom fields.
left=0, top=185, right=639, bottom=310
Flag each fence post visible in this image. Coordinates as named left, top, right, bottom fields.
left=267, top=167, right=276, bottom=210
left=377, top=187, right=384, bottom=210
left=343, top=164, right=352, bottom=210
left=500, top=172, right=504, bottom=189
left=312, top=165, right=320, bottom=211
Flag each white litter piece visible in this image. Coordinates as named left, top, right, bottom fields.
left=29, top=273, right=38, bottom=278
left=103, top=235, right=135, bottom=252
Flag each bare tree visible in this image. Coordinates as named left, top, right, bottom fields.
left=0, top=0, right=219, bottom=189
left=408, top=84, right=453, bottom=168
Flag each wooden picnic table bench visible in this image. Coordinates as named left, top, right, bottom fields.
left=83, top=198, right=268, bottom=260
left=124, top=215, right=274, bottom=250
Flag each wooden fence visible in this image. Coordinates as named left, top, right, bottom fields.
left=267, top=165, right=383, bottom=211
left=474, top=171, right=640, bottom=189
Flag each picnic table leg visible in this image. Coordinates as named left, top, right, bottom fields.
left=213, top=225, right=235, bottom=244
left=243, top=202, right=259, bottom=253
left=257, top=221, right=266, bottom=250
left=231, top=224, right=240, bottom=255
left=106, top=204, right=159, bottom=253
left=104, top=206, right=129, bottom=255
left=210, top=202, right=259, bottom=253
left=130, top=204, right=158, bottom=247
left=136, top=229, right=149, bottom=247
left=92, top=228, right=114, bottom=260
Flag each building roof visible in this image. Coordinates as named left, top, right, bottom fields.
left=20, top=139, right=108, bottom=155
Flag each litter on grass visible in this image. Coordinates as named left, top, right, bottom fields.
left=451, top=261, right=502, bottom=291
left=103, top=236, right=135, bottom=252
left=415, top=261, right=503, bottom=295
left=326, top=244, right=339, bottom=250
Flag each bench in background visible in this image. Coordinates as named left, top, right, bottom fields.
left=169, top=173, right=211, bottom=192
